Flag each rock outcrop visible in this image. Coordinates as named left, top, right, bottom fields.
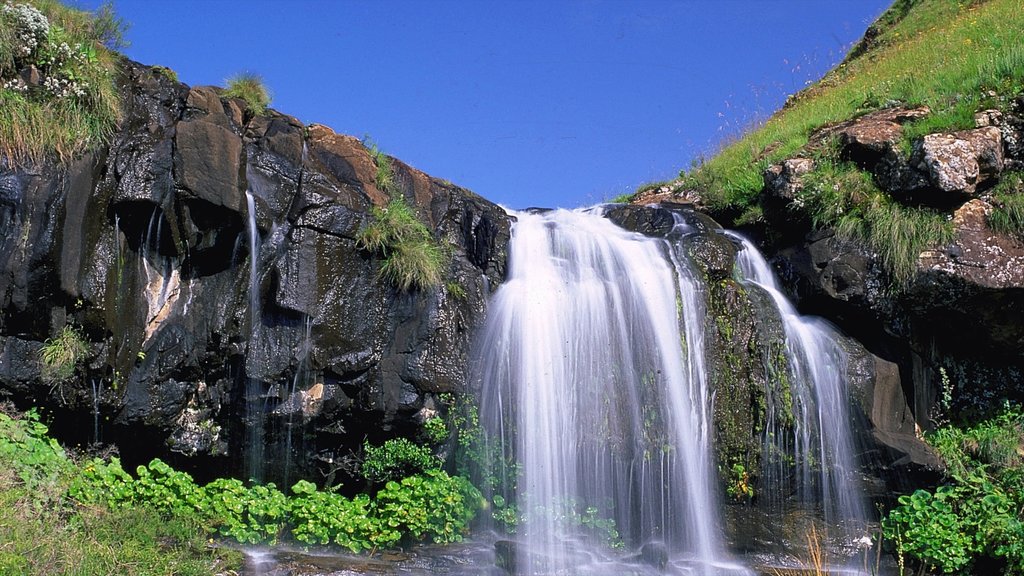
left=0, top=60, right=510, bottom=483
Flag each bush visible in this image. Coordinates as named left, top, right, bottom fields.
left=357, top=197, right=446, bottom=290
left=39, top=324, right=89, bottom=384
left=361, top=437, right=441, bottom=484
left=223, top=72, right=271, bottom=115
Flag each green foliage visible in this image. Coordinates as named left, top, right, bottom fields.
left=366, top=138, right=396, bottom=194
left=725, top=462, right=754, bottom=502
left=223, top=72, right=271, bottom=115
left=445, top=281, right=467, bottom=301
left=0, top=409, right=239, bottom=574
left=0, top=0, right=122, bottom=164
left=988, top=172, right=1024, bottom=238
left=375, top=469, right=482, bottom=544
left=422, top=414, right=450, bottom=444
left=884, top=406, right=1024, bottom=574
left=361, top=437, right=441, bottom=484
left=39, top=324, right=89, bottom=384
left=357, top=196, right=447, bottom=291
left=150, top=65, right=178, bottom=83
left=681, top=0, right=1024, bottom=214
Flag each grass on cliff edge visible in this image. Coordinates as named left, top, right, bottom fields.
left=0, top=0, right=123, bottom=165
left=679, top=0, right=1024, bottom=213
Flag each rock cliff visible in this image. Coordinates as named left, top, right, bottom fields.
left=0, top=60, right=510, bottom=483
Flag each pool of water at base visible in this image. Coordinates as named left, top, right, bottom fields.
left=234, top=534, right=888, bottom=576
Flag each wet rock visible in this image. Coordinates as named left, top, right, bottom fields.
left=604, top=203, right=675, bottom=237
left=174, top=118, right=245, bottom=212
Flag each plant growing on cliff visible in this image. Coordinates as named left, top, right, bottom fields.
left=223, top=72, right=271, bottom=115
left=366, top=138, right=397, bottom=194
left=357, top=196, right=446, bottom=290
left=39, top=324, right=88, bottom=384
left=0, top=0, right=121, bottom=164
left=988, top=172, right=1024, bottom=238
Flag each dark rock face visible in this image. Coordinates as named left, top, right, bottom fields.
left=0, top=61, right=510, bottom=483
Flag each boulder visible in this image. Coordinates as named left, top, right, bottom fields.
left=173, top=119, right=244, bottom=212
left=763, top=157, right=814, bottom=201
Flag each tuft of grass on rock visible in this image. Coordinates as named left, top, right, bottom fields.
left=223, top=72, right=271, bottom=115
left=358, top=196, right=446, bottom=291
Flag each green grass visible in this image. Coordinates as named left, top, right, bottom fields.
left=681, top=0, right=1024, bottom=213
left=988, top=172, right=1024, bottom=237
left=223, top=72, right=271, bottom=115
left=358, top=197, right=446, bottom=290
left=796, top=159, right=953, bottom=286
left=365, top=137, right=396, bottom=193
left=0, top=0, right=122, bottom=165
left=0, top=408, right=241, bottom=575
left=39, top=324, right=89, bottom=384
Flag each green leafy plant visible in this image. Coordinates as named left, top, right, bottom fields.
left=883, top=405, right=1024, bottom=573
left=422, top=415, right=450, bottom=444
left=39, top=324, right=88, bottom=384
left=357, top=196, right=447, bottom=290
left=361, top=437, right=441, bottom=485
left=726, top=462, right=754, bottom=502
left=223, top=72, right=271, bottom=115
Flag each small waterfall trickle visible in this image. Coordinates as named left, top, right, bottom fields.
left=244, top=190, right=265, bottom=482
left=477, top=208, right=748, bottom=575
left=728, top=232, right=869, bottom=546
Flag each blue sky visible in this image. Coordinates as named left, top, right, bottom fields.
left=82, top=0, right=892, bottom=209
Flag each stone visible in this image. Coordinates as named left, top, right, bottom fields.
left=18, top=65, right=41, bottom=86
left=974, top=109, right=1003, bottom=128
left=764, top=157, right=814, bottom=201
left=954, top=126, right=1003, bottom=185
left=914, top=132, right=979, bottom=196
left=173, top=118, right=244, bottom=212
left=604, top=204, right=675, bottom=237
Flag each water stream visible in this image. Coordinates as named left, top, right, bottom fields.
left=727, top=232, right=869, bottom=550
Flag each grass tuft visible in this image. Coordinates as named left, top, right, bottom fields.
left=358, top=197, right=446, bottom=291
left=223, top=72, right=271, bottom=115
left=39, top=325, right=88, bottom=384
left=797, top=160, right=953, bottom=287
left=988, top=172, right=1024, bottom=238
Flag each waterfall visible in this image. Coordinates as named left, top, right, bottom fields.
left=245, top=190, right=265, bottom=482
left=477, top=208, right=748, bottom=575
left=727, top=232, right=868, bottom=542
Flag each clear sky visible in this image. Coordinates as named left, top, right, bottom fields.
left=81, top=0, right=892, bottom=209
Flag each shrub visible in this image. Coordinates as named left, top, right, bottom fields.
left=361, top=437, right=441, bottom=484
left=884, top=406, right=1024, bottom=573
left=366, top=138, right=396, bottom=194
left=223, top=72, right=271, bottom=115
left=39, top=324, right=89, bottom=384
left=357, top=197, right=446, bottom=290
left=0, top=0, right=121, bottom=164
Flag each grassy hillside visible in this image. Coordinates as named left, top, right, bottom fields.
left=655, top=0, right=1023, bottom=218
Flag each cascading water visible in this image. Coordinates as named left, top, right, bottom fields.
left=245, top=190, right=265, bottom=482
left=477, top=208, right=748, bottom=575
left=727, top=232, right=868, bottom=547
